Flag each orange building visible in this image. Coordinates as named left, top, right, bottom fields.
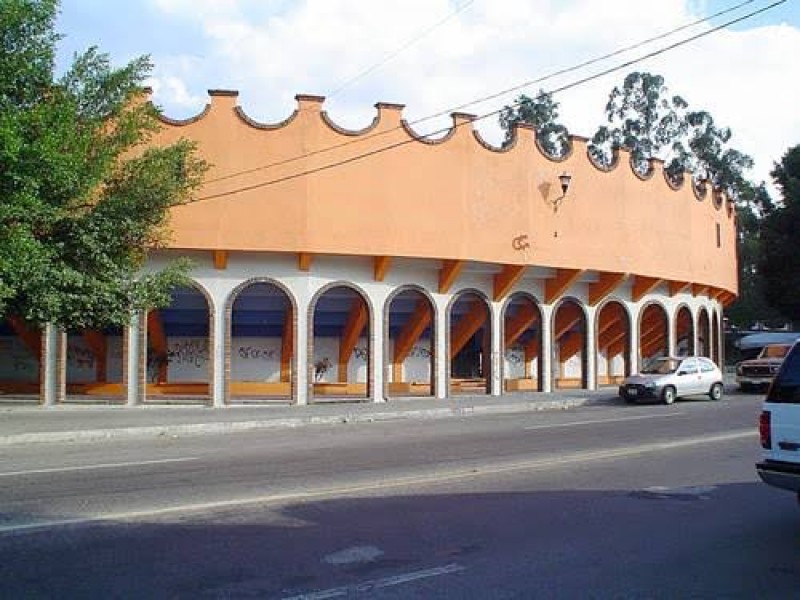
left=0, top=90, right=737, bottom=406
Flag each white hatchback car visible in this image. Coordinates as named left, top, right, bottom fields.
left=618, top=356, right=724, bottom=405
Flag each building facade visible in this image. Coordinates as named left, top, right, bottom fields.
left=0, top=90, right=737, bottom=406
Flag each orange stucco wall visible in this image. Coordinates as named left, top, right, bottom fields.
left=151, top=91, right=738, bottom=294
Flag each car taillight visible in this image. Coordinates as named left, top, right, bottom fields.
left=759, top=411, right=772, bottom=449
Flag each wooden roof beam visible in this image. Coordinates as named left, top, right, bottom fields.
left=213, top=250, right=228, bottom=270
left=7, top=315, right=41, bottom=358
left=439, top=260, right=464, bottom=293
left=632, top=276, right=664, bottom=302
left=146, top=310, right=168, bottom=358
left=298, top=252, right=314, bottom=272
left=545, top=269, right=585, bottom=304
left=338, top=299, right=368, bottom=381
left=280, top=306, right=293, bottom=382
left=394, top=300, right=433, bottom=364
left=494, top=265, right=526, bottom=301
left=504, top=303, right=539, bottom=349
left=589, top=272, right=628, bottom=306
left=692, top=283, right=710, bottom=297
left=669, top=280, right=692, bottom=296
left=450, top=302, right=488, bottom=358
left=374, top=256, right=391, bottom=282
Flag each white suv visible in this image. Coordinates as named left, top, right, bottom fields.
left=756, top=342, right=800, bottom=502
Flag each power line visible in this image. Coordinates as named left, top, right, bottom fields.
left=327, top=0, right=476, bottom=99
left=194, top=0, right=784, bottom=203
left=201, top=0, right=760, bottom=188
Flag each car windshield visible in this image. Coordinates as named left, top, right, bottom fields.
left=640, top=358, right=680, bottom=375
left=763, top=345, right=790, bottom=359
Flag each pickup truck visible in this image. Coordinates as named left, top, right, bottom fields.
left=756, top=342, right=800, bottom=503
left=736, top=343, right=793, bottom=391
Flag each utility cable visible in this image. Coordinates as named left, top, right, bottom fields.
left=200, top=0, right=761, bottom=188
left=194, top=0, right=783, bottom=202
left=327, top=0, right=475, bottom=99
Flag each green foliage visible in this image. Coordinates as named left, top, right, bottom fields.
left=0, top=0, right=207, bottom=330
left=590, top=72, right=689, bottom=177
left=498, top=90, right=569, bottom=157
left=758, top=145, right=800, bottom=325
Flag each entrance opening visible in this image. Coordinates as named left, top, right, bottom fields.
left=503, top=293, right=542, bottom=392
left=229, top=281, right=293, bottom=402
left=449, top=291, right=490, bottom=395
left=311, top=285, right=370, bottom=402
left=386, top=289, right=434, bottom=397
left=596, top=301, right=630, bottom=386
left=552, top=300, right=587, bottom=389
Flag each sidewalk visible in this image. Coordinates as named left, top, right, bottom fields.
left=0, top=389, right=619, bottom=446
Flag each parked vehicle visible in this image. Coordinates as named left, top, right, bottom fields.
left=736, top=343, right=793, bottom=392
left=756, top=342, right=800, bottom=502
left=618, top=356, right=724, bottom=405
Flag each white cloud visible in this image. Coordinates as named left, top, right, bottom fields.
left=143, top=0, right=800, bottom=190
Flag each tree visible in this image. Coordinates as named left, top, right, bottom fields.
left=498, top=90, right=569, bottom=157
left=758, top=145, right=800, bottom=326
left=725, top=183, right=787, bottom=328
left=590, top=72, right=689, bottom=177
left=0, top=0, right=206, bottom=331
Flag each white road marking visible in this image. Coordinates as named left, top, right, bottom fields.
left=0, top=429, right=755, bottom=535
left=281, top=563, right=466, bottom=599
left=523, top=413, right=683, bottom=430
left=0, top=457, right=199, bottom=478
left=323, top=545, right=384, bottom=565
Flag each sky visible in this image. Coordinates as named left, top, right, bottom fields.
left=55, top=0, right=800, bottom=194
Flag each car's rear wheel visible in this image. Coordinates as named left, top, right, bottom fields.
left=661, top=386, right=676, bottom=405
left=709, top=382, right=723, bottom=401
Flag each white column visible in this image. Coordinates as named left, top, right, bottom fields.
left=540, top=305, right=554, bottom=393
left=211, top=301, right=226, bottom=408
left=435, top=296, right=448, bottom=399
left=370, top=295, right=386, bottom=403
left=40, top=323, right=58, bottom=407
left=295, top=296, right=309, bottom=406
left=630, top=304, right=641, bottom=373
left=666, top=309, right=676, bottom=357
left=490, top=301, right=502, bottom=396
left=585, top=305, right=597, bottom=390
left=125, top=314, right=141, bottom=406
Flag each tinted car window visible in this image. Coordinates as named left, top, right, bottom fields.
left=766, top=344, right=800, bottom=404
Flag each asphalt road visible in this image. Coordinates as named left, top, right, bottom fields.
left=1, top=392, right=798, bottom=598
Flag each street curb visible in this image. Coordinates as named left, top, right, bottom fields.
left=0, top=395, right=614, bottom=446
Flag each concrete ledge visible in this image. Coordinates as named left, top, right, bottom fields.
left=0, top=394, right=615, bottom=446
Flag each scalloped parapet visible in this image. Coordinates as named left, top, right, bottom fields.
left=148, top=90, right=737, bottom=295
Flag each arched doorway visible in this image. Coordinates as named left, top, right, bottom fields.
left=65, top=326, right=125, bottom=401
left=386, top=288, right=435, bottom=398
left=0, top=317, right=40, bottom=394
left=145, top=284, right=212, bottom=402
left=448, top=290, right=491, bottom=395
left=675, top=305, right=695, bottom=356
left=639, top=303, right=669, bottom=364
left=502, top=293, right=542, bottom=392
left=228, top=280, right=294, bottom=403
left=310, top=285, right=371, bottom=402
left=552, top=299, right=587, bottom=390
left=595, top=301, right=630, bottom=387
left=698, top=307, right=711, bottom=358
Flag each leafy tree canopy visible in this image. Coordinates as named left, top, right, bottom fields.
left=0, top=0, right=207, bottom=330
left=589, top=71, right=754, bottom=203
left=498, top=90, right=569, bottom=157
left=758, top=145, right=800, bottom=325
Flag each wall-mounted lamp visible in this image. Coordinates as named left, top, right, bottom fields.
left=558, top=172, right=572, bottom=196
